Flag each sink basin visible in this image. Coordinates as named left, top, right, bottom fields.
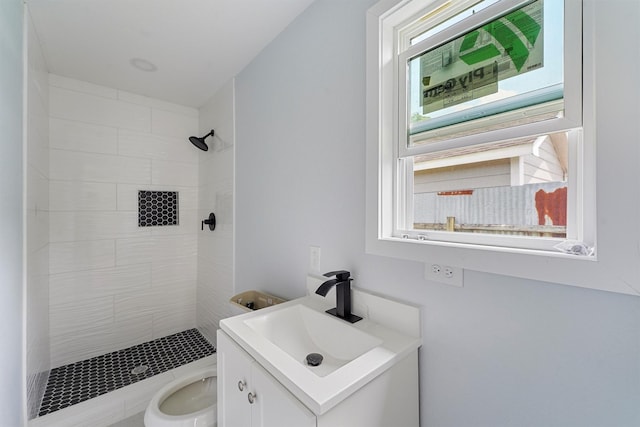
left=244, top=304, right=382, bottom=377
left=220, top=278, right=422, bottom=415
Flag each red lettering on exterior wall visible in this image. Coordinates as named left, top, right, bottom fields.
left=535, top=187, right=567, bottom=226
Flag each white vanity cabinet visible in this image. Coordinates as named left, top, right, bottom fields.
left=218, top=328, right=420, bottom=427
left=217, top=331, right=316, bottom=427
left=219, top=279, right=422, bottom=427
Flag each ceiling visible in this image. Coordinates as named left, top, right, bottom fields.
left=26, top=0, right=316, bottom=108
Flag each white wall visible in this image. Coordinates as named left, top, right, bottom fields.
left=235, top=0, right=640, bottom=426
left=25, top=9, right=50, bottom=419
left=0, top=0, right=25, bottom=424
left=196, top=79, right=236, bottom=345
left=48, top=75, right=200, bottom=367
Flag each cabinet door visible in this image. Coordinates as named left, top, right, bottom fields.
left=250, top=362, right=316, bottom=427
left=218, top=331, right=252, bottom=427
left=218, top=330, right=316, bottom=427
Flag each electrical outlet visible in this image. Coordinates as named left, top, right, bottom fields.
left=443, top=267, right=454, bottom=278
left=424, top=263, right=464, bottom=287
left=309, top=246, right=321, bottom=273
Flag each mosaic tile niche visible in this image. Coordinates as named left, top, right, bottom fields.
left=138, top=190, right=179, bottom=227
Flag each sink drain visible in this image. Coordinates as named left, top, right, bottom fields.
left=131, top=365, right=149, bottom=375
left=306, top=353, right=323, bottom=367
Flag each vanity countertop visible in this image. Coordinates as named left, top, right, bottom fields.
left=220, top=276, right=421, bottom=415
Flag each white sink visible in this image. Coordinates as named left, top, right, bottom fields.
left=220, top=277, right=421, bottom=415
left=243, top=304, right=382, bottom=377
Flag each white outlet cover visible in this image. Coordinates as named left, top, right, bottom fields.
left=424, top=263, right=464, bottom=287
left=309, top=246, right=321, bottom=273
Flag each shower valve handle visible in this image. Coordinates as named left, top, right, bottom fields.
left=201, top=212, right=216, bottom=231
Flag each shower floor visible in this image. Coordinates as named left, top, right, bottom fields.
left=38, top=328, right=216, bottom=417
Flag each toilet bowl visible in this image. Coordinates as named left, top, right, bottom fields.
left=144, top=365, right=217, bottom=427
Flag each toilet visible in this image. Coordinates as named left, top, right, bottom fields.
left=144, top=365, right=217, bottom=427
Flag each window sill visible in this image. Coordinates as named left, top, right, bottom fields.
left=365, top=233, right=638, bottom=297
left=379, top=235, right=596, bottom=260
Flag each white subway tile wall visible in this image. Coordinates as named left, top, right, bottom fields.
left=50, top=119, right=118, bottom=154
left=196, top=79, right=236, bottom=346
left=48, top=74, right=199, bottom=368
left=49, top=264, right=152, bottom=305
left=49, top=86, right=151, bottom=132
left=26, top=14, right=51, bottom=418
left=49, top=240, right=116, bottom=275
left=49, top=181, right=117, bottom=211
left=49, top=149, right=152, bottom=184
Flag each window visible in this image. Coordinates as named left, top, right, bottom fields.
left=367, top=0, right=592, bottom=255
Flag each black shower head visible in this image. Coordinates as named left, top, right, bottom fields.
left=189, top=129, right=214, bottom=151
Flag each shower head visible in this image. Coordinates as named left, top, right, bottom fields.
left=189, top=129, right=214, bottom=151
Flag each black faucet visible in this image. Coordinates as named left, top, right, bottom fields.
left=315, top=270, right=362, bottom=323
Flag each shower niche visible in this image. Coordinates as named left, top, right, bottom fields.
left=138, top=190, right=179, bottom=227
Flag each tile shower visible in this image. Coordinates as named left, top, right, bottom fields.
left=36, top=188, right=208, bottom=417
left=26, top=25, right=236, bottom=421
left=47, top=74, right=200, bottom=370
left=26, top=68, right=209, bottom=421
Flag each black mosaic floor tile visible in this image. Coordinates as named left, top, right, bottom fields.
left=37, top=328, right=215, bottom=417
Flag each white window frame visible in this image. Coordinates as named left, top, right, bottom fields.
left=365, top=0, right=605, bottom=291
left=398, top=0, right=582, bottom=159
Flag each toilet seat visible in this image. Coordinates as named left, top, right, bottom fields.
left=144, top=365, right=217, bottom=427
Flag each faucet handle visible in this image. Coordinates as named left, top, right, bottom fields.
left=323, top=270, right=351, bottom=281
